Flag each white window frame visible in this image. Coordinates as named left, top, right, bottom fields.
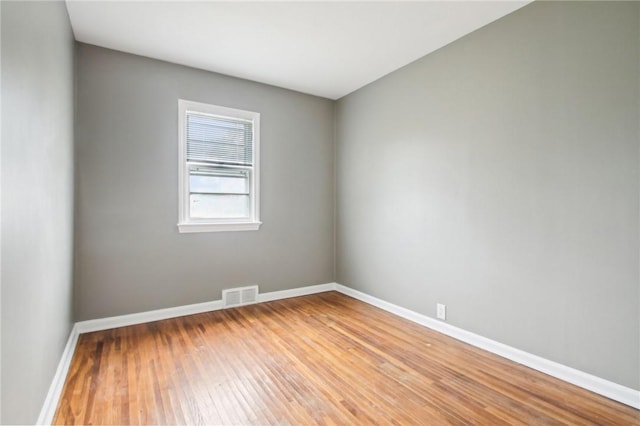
left=177, top=99, right=261, bottom=233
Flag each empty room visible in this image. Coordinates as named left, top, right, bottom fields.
left=1, top=0, right=639, bottom=424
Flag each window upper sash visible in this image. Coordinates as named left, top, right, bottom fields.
left=185, top=112, right=254, bottom=166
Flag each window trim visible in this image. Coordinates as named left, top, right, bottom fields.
left=177, top=99, right=261, bottom=233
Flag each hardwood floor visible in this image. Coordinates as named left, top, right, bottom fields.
left=54, top=291, right=639, bottom=425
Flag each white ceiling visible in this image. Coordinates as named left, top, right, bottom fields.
left=65, top=1, right=531, bottom=100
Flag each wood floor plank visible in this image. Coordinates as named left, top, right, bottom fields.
left=53, top=291, right=639, bottom=425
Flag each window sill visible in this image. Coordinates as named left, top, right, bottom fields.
left=177, top=221, right=262, bottom=233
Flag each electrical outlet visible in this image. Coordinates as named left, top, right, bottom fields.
left=436, top=303, right=446, bottom=320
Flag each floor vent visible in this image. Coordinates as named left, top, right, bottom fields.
left=222, top=285, right=259, bottom=308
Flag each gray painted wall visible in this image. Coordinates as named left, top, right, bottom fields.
left=336, top=1, right=639, bottom=389
left=74, top=44, right=334, bottom=320
left=1, top=1, right=75, bottom=423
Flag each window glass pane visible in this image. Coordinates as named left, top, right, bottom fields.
left=190, top=194, right=250, bottom=219
left=189, top=167, right=249, bottom=194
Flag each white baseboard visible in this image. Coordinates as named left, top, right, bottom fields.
left=75, top=299, right=224, bottom=334
left=75, top=283, right=337, bottom=334
left=334, top=283, right=640, bottom=410
left=36, top=324, right=80, bottom=425
left=38, top=281, right=639, bottom=425
left=258, top=282, right=336, bottom=303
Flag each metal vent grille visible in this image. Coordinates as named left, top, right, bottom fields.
left=222, top=285, right=259, bottom=308
left=241, top=287, right=258, bottom=304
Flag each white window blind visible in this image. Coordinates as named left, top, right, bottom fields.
left=186, top=112, right=253, bottom=166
